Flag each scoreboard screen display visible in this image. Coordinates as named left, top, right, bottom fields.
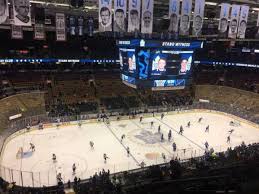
left=150, top=50, right=193, bottom=78
left=117, top=39, right=203, bottom=90
left=120, top=48, right=137, bottom=76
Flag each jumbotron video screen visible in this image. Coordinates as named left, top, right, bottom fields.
left=118, top=39, right=203, bottom=90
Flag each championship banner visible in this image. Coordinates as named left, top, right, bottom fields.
left=34, top=23, right=45, bottom=40
left=12, top=0, right=31, bottom=26
left=179, top=0, right=192, bottom=36
left=114, top=0, right=127, bottom=32
left=11, top=25, right=23, bottom=39
left=128, top=0, right=141, bottom=32
left=228, top=4, right=240, bottom=39
left=237, top=5, right=249, bottom=39
left=56, top=13, right=66, bottom=41
left=218, top=3, right=230, bottom=34
left=257, top=12, right=259, bottom=27
left=141, top=0, right=154, bottom=34
left=78, top=16, right=84, bottom=36
left=0, top=0, right=9, bottom=24
left=98, top=0, right=112, bottom=32
left=192, top=0, right=205, bottom=36
left=168, top=0, right=180, bottom=34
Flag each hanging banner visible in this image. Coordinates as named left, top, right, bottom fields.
left=98, top=0, right=112, bottom=32
left=228, top=4, right=240, bottom=39
left=114, top=0, right=127, bottom=32
left=168, top=0, right=180, bottom=34
left=237, top=5, right=249, bottom=39
left=69, top=15, right=76, bottom=36
left=0, top=0, right=9, bottom=24
left=11, top=25, right=23, bottom=39
left=34, top=23, right=45, bottom=40
left=192, top=0, right=205, bottom=36
left=179, top=0, right=192, bottom=36
left=128, top=0, right=141, bottom=32
left=218, top=3, right=230, bottom=34
left=56, top=13, right=66, bottom=41
left=87, top=16, right=94, bottom=36
left=257, top=12, right=259, bottom=27
left=12, top=0, right=31, bottom=26
left=141, top=0, right=154, bottom=34
left=78, top=16, right=84, bottom=36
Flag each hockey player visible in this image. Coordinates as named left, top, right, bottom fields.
left=126, top=147, right=130, bottom=157
left=162, top=153, right=166, bottom=161
left=140, top=161, right=146, bottom=168
left=168, top=130, right=172, bottom=141
left=140, top=116, right=143, bottom=123
left=179, top=126, right=184, bottom=135
left=103, top=153, right=109, bottom=163
left=161, top=133, right=164, bottom=142
left=205, top=125, right=209, bottom=133
left=151, top=121, right=154, bottom=128
left=26, top=124, right=30, bottom=131
left=78, top=121, right=82, bottom=127
left=204, top=141, right=209, bottom=149
left=161, top=113, right=164, bottom=120
left=227, top=136, right=231, bottom=143
left=90, top=141, right=94, bottom=149
left=187, top=121, right=191, bottom=128
left=172, top=142, right=177, bottom=152
left=198, top=117, right=203, bottom=123
left=121, top=134, right=125, bottom=142
left=30, top=143, right=35, bottom=152
left=57, top=173, right=62, bottom=183
left=158, top=125, right=161, bottom=133
left=229, top=129, right=234, bottom=134
left=52, top=154, right=57, bottom=162
left=72, top=163, right=76, bottom=174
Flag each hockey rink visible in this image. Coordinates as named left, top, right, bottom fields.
left=1, top=110, right=259, bottom=187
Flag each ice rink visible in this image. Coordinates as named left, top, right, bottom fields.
left=1, top=110, right=259, bottom=187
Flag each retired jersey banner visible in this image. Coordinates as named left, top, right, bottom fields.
left=237, top=5, right=249, bottom=39
left=219, top=3, right=230, bottom=34
left=87, top=16, right=94, bottom=36
left=11, top=25, right=23, bottom=39
left=114, top=0, right=127, bottom=32
left=12, top=0, right=31, bottom=26
left=99, top=0, right=112, bottom=32
left=34, top=23, right=45, bottom=40
left=141, top=0, right=154, bottom=34
left=69, top=16, right=76, bottom=36
left=78, top=16, right=84, bottom=36
left=56, top=13, right=66, bottom=41
left=0, top=0, right=9, bottom=24
left=168, top=0, right=180, bottom=34
left=128, top=0, right=141, bottom=32
left=228, top=5, right=240, bottom=39
left=179, top=0, right=192, bottom=36
left=192, top=0, right=205, bottom=36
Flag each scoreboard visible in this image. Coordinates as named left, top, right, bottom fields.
left=117, top=39, right=203, bottom=90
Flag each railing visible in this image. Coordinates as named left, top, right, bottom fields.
left=0, top=101, right=258, bottom=187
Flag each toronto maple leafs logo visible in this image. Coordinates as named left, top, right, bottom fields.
left=135, top=130, right=161, bottom=144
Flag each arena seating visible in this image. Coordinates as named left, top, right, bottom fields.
left=0, top=92, right=45, bottom=132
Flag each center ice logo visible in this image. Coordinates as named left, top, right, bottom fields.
left=135, top=129, right=161, bottom=144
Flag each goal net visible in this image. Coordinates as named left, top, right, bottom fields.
left=16, top=147, right=23, bottom=159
